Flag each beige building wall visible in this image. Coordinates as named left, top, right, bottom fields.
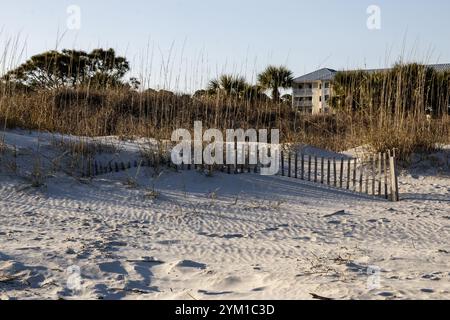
left=292, top=80, right=333, bottom=114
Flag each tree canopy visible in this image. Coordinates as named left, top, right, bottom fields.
left=194, top=74, right=268, bottom=101
left=2, top=48, right=131, bottom=90
left=207, top=74, right=248, bottom=96
left=257, top=66, right=293, bottom=102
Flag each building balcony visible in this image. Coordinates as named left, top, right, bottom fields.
left=293, top=88, right=313, bottom=96
left=294, top=101, right=313, bottom=108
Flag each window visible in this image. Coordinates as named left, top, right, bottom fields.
left=319, top=96, right=322, bottom=102
left=325, top=95, right=330, bottom=101
left=324, top=82, right=330, bottom=89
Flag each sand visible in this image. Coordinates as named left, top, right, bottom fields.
left=0, top=130, right=449, bottom=300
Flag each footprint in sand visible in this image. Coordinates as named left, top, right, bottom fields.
left=198, top=289, right=233, bottom=296
left=175, top=260, right=207, bottom=270
left=422, top=272, right=442, bottom=281
left=157, top=240, right=181, bottom=245
left=98, top=261, right=128, bottom=275
left=421, top=288, right=435, bottom=294
left=328, top=220, right=341, bottom=225
left=222, top=234, right=244, bottom=239
left=378, top=292, right=395, bottom=297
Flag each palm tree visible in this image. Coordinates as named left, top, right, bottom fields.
left=207, top=74, right=247, bottom=96
left=257, top=66, right=294, bottom=102
left=242, top=84, right=268, bottom=101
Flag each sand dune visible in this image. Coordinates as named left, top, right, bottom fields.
left=0, top=130, right=449, bottom=300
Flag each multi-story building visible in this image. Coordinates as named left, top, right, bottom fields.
left=292, top=64, right=450, bottom=114
left=292, top=68, right=336, bottom=114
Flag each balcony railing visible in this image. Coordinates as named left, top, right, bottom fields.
left=294, top=101, right=313, bottom=108
left=293, top=89, right=313, bottom=96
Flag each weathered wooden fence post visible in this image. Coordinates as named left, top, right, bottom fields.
left=314, top=156, right=318, bottom=183
left=308, top=155, right=312, bottom=181
left=359, top=165, right=363, bottom=193
left=234, top=144, right=238, bottom=175
left=295, top=153, right=298, bottom=179
left=288, top=151, right=292, bottom=178
left=321, top=157, right=325, bottom=184
left=389, top=154, right=400, bottom=202
left=371, top=155, right=376, bottom=195
left=346, top=159, right=351, bottom=190
left=377, top=153, right=382, bottom=197
left=281, top=150, right=285, bottom=176
left=327, top=158, right=331, bottom=185
left=333, top=158, right=337, bottom=187
left=301, top=154, right=305, bottom=180
left=247, top=144, right=251, bottom=173
left=339, top=158, right=344, bottom=189
left=383, top=153, right=388, bottom=199
left=254, top=151, right=258, bottom=173
left=365, top=159, right=369, bottom=194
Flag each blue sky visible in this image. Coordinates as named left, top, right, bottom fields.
left=1, top=0, right=450, bottom=91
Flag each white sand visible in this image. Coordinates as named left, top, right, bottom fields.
left=0, top=130, right=449, bottom=300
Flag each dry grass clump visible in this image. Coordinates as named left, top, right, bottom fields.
left=0, top=87, right=295, bottom=139
left=364, top=116, right=450, bottom=158
left=330, top=63, right=450, bottom=158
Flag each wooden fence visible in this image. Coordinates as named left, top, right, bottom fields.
left=277, top=150, right=400, bottom=202
left=79, top=147, right=400, bottom=202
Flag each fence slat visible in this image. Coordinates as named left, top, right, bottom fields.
left=288, top=152, right=292, bottom=178
left=359, top=166, right=363, bottom=193
left=308, top=155, right=312, bottom=182
left=295, top=153, right=298, bottom=179
left=390, top=155, right=400, bottom=202
left=321, top=157, right=325, bottom=184
left=339, top=158, right=344, bottom=189
left=247, top=146, right=251, bottom=173
left=301, top=154, right=305, bottom=180
left=346, top=159, right=351, bottom=190
left=333, top=158, right=337, bottom=187
left=371, top=155, right=376, bottom=195
left=365, top=159, right=369, bottom=194
left=327, top=159, right=331, bottom=185
left=377, top=153, right=382, bottom=196
left=383, top=153, right=388, bottom=199
left=314, top=156, right=318, bottom=183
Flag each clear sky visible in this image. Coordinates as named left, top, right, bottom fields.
left=1, top=0, right=450, bottom=92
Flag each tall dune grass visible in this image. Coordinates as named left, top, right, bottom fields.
left=0, top=37, right=449, bottom=162
left=330, top=63, right=450, bottom=158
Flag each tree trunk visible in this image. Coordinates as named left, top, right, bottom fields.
left=272, top=87, right=280, bottom=102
